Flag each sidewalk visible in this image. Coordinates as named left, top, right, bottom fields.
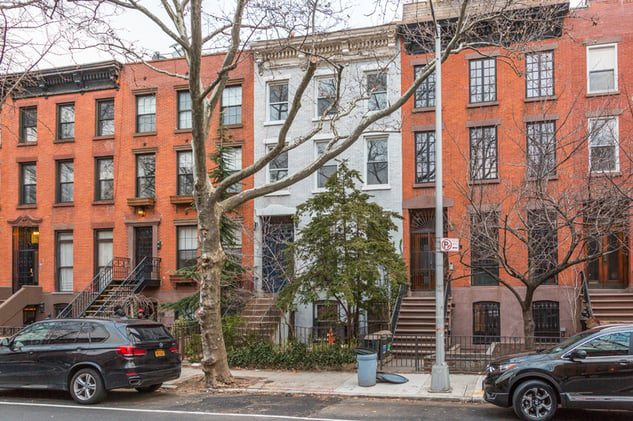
left=166, top=364, right=486, bottom=402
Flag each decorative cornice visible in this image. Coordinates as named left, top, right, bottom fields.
left=8, top=215, right=43, bottom=226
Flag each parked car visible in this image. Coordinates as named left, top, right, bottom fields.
left=0, top=318, right=181, bottom=404
left=483, top=324, right=633, bottom=421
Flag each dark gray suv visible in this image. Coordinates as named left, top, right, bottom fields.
left=0, top=318, right=181, bottom=404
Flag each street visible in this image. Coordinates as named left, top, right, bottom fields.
left=0, top=388, right=632, bottom=421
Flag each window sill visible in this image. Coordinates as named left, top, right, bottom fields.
left=264, top=121, right=285, bottom=127
left=93, top=135, right=115, bottom=141
left=265, top=190, right=290, bottom=197
left=174, top=128, right=192, bottom=134
left=586, top=90, right=619, bottom=98
left=412, top=107, right=435, bottom=113
left=524, top=96, right=558, bottom=103
left=133, top=131, right=157, bottom=137
left=92, top=200, right=115, bottom=206
left=54, top=139, right=75, bottom=144
left=169, top=274, right=198, bottom=287
left=53, top=203, right=74, bottom=207
left=362, top=184, right=391, bottom=191
left=467, top=101, right=499, bottom=109
left=17, top=204, right=37, bottom=209
left=17, top=142, right=37, bottom=147
left=222, top=124, right=243, bottom=129
left=590, top=170, right=621, bottom=178
left=468, top=178, right=500, bottom=186
left=526, top=175, right=559, bottom=182
left=413, top=182, right=436, bottom=189
left=170, top=195, right=194, bottom=205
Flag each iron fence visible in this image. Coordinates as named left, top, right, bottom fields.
left=0, top=326, right=22, bottom=337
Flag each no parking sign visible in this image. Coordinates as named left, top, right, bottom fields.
left=440, top=238, right=459, bottom=252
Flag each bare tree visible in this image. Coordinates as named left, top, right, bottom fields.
left=67, top=0, right=574, bottom=386
left=451, top=93, right=633, bottom=342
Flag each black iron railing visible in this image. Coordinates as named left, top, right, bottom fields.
left=390, top=283, right=409, bottom=332
left=579, top=270, right=593, bottom=317
left=92, top=256, right=160, bottom=318
left=57, top=257, right=131, bottom=319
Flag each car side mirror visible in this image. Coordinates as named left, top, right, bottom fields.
left=570, top=349, right=587, bottom=360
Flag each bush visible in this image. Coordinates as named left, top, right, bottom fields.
left=228, top=338, right=355, bottom=370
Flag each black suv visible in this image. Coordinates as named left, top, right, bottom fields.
left=0, top=318, right=181, bottom=404
left=483, top=324, right=633, bottom=421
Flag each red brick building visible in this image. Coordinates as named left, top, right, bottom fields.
left=0, top=54, right=254, bottom=325
left=400, top=0, right=633, bottom=338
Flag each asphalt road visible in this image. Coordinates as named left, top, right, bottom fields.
left=0, top=388, right=632, bottom=420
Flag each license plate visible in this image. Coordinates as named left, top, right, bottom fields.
left=155, top=349, right=165, bottom=357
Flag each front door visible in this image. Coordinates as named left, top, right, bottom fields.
left=12, top=227, right=39, bottom=292
left=409, top=210, right=447, bottom=291
left=261, top=216, right=294, bottom=293
left=135, top=226, right=153, bottom=280
left=587, top=232, right=628, bottom=289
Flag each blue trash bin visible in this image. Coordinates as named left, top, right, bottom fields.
left=355, top=347, right=377, bottom=387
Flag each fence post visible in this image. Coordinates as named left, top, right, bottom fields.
left=415, top=336, right=419, bottom=372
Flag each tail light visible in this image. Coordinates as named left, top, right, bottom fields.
left=116, top=346, right=147, bottom=357
left=169, top=346, right=179, bottom=354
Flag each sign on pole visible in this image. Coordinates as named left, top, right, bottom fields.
left=440, top=238, right=459, bottom=252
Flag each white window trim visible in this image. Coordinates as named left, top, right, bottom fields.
left=364, top=136, right=390, bottom=188
left=588, top=116, right=619, bottom=174
left=365, top=71, right=388, bottom=112
left=266, top=80, right=290, bottom=124
left=313, top=140, right=337, bottom=192
left=586, top=43, right=618, bottom=94
left=314, top=75, right=338, bottom=120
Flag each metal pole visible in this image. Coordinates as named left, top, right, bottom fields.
left=430, top=21, right=451, bottom=393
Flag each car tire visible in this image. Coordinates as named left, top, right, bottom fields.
left=512, top=379, right=557, bottom=421
left=69, top=368, right=106, bottom=405
left=136, top=383, right=162, bottom=393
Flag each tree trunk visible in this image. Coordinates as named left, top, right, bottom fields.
left=197, top=202, right=234, bottom=387
left=522, top=287, right=536, bottom=350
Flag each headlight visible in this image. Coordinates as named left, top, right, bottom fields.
left=487, top=362, right=516, bottom=375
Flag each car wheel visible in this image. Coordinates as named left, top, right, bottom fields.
left=69, top=368, right=106, bottom=405
left=512, top=380, right=557, bottom=421
left=136, top=383, right=162, bottom=393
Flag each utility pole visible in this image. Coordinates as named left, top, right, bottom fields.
left=430, top=17, right=451, bottom=393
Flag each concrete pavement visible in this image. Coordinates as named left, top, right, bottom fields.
left=166, top=364, right=486, bottom=402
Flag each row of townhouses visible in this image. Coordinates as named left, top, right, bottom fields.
left=0, top=0, right=632, bottom=344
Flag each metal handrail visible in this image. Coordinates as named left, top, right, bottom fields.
left=443, top=277, right=452, bottom=324
left=92, top=256, right=160, bottom=318
left=57, top=257, right=131, bottom=319
left=579, top=270, right=593, bottom=317
left=390, top=283, right=409, bottom=332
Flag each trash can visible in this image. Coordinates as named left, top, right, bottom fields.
left=354, top=347, right=377, bottom=387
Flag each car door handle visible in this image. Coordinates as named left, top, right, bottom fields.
left=617, top=360, right=633, bottom=365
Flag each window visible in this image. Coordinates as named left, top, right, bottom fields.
left=56, top=231, right=73, bottom=292
left=95, top=157, right=114, bottom=201
left=268, top=82, right=288, bottom=121
left=177, top=150, right=193, bottom=195
left=19, top=106, right=37, bottom=143
left=94, top=229, right=113, bottom=275
left=19, top=163, right=37, bottom=205
left=589, top=117, right=619, bottom=173
left=415, top=131, right=435, bottom=183
left=177, top=91, right=192, bottom=130
left=225, top=147, right=242, bottom=193
left=532, top=301, right=560, bottom=341
left=221, top=85, right=242, bottom=125
left=96, top=99, right=114, bottom=136
left=314, top=301, right=340, bottom=338
left=366, top=137, right=388, bottom=185
left=268, top=146, right=288, bottom=183
left=136, top=154, right=155, bottom=198
left=177, top=226, right=197, bottom=269
left=57, top=103, right=75, bottom=140
left=469, top=58, right=496, bottom=103
left=414, top=66, right=435, bottom=108
left=136, top=94, right=156, bottom=133
left=587, top=44, right=617, bottom=93
left=471, top=211, right=499, bottom=286
left=473, top=301, right=500, bottom=344
left=317, top=77, right=337, bottom=116
left=527, top=121, right=556, bottom=177
left=56, top=160, right=74, bottom=203
left=367, top=72, right=387, bottom=111
left=316, top=142, right=337, bottom=189
left=528, top=210, right=557, bottom=285
left=470, top=126, right=498, bottom=180
left=261, top=216, right=294, bottom=293
left=576, top=332, right=631, bottom=357
left=526, top=51, right=554, bottom=98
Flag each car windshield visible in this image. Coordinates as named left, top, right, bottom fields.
left=542, top=330, right=595, bottom=354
